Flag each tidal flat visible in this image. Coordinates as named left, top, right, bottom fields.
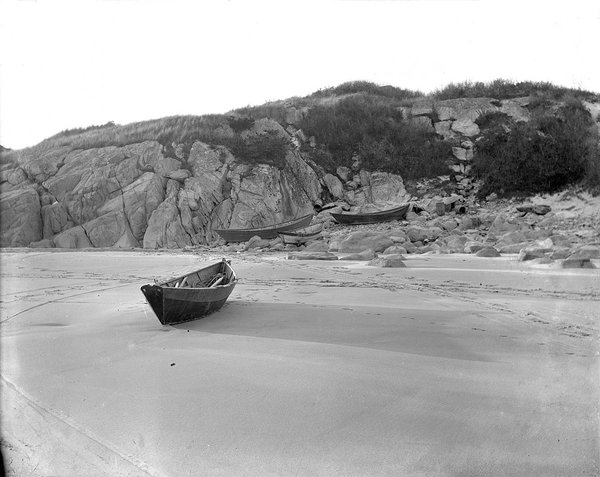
left=1, top=250, right=599, bottom=476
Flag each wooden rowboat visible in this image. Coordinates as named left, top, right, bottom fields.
left=331, top=203, right=410, bottom=225
left=141, top=259, right=237, bottom=325
left=278, top=223, right=323, bottom=246
left=214, top=214, right=313, bottom=242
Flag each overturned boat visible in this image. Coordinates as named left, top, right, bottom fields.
left=141, top=259, right=237, bottom=325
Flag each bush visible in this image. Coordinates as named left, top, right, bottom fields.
left=311, top=81, right=423, bottom=102
left=228, top=130, right=291, bottom=168
left=227, top=116, right=255, bottom=133
left=299, top=94, right=450, bottom=179
left=473, top=100, right=600, bottom=197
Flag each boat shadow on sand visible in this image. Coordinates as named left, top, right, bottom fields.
left=169, top=300, right=487, bottom=361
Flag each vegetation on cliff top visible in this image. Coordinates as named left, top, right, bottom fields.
left=432, top=79, right=600, bottom=102
left=297, top=94, right=450, bottom=180
left=1, top=79, right=599, bottom=195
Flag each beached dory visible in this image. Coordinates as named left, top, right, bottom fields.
left=141, top=259, right=237, bottom=325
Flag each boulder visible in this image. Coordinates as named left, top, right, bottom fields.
left=336, top=166, right=352, bottom=182
left=451, top=147, right=473, bottom=162
left=451, top=118, right=480, bottom=137
left=550, top=248, right=571, bottom=260
left=561, top=258, right=595, bottom=269
left=500, top=99, right=531, bottom=122
left=7, top=167, right=28, bottom=185
left=497, top=242, right=532, bottom=254
left=382, top=245, right=407, bottom=255
left=464, top=241, right=485, bottom=254
left=434, top=121, right=457, bottom=140
left=368, top=255, right=406, bottom=268
left=240, top=118, right=287, bottom=140
left=304, top=241, right=329, bottom=252
left=420, top=245, right=439, bottom=254
left=29, top=238, right=55, bottom=248
left=323, top=173, right=345, bottom=200
left=517, top=247, right=551, bottom=261
left=496, top=230, right=528, bottom=246
left=348, top=171, right=410, bottom=206
left=475, top=246, right=501, bottom=257
left=389, top=232, right=408, bottom=244
left=406, top=226, right=443, bottom=243
left=338, top=231, right=394, bottom=253
left=287, top=252, right=338, bottom=261
left=440, top=219, right=458, bottom=232
left=403, top=242, right=418, bottom=254
left=411, top=101, right=434, bottom=117
left=487, top=214, right=524, bottom=236
left=445, top=235, right=468, bottom=253
left=549, top=234, right=572, bottom=248
left=566, top=245, right=600, bottom=260
left=166, top=169, right=191, bottom=182
left=435, top=98, right=499, bottom=122
left=244, top=236, right=271, bottom=250
left=339, top=249, right=376, bottom=261
left=516, top=204, right=552, bottom=215
left=0, top=188, right=42, bottom=247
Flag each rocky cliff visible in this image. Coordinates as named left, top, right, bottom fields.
left=1, top=93, right=597, bottom=249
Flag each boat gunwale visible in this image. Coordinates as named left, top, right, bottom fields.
left=214, top=214, right=314, bottom=241
left=153, top=259, right=237, bottom=289
left=214, top=213, right=313, bottom=234
left=331, top=203, right=409, bottom=219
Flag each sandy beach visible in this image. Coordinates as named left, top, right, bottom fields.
left=1, top=249, right=598, bottom=476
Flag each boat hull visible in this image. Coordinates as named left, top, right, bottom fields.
left=331, top=204, right=410, bottom=225
left=140, top=260, right=237, bottom=325
left=214, top=214, right=313, bottom=242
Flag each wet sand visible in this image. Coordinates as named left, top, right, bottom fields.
left=1, top=250, right=599, bottom=476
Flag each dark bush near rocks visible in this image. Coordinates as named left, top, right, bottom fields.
left=299, top=94, right=451, bottom=179
left=473, top=99, right=600, bottom=197
left=228, top=131, right=291, bottom=168
left=311, top=81, right=423, bottom=101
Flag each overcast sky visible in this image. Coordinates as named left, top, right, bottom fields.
left=1, top=0, right=599, bottom=150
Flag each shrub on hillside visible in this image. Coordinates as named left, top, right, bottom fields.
left=433, top=79, right=599, bottom=102
left=311, top=81, right=423, bottom=102
left=47, top=121, right=118, bottom=140
left=473, top=100, right=600, bottom=197
left=228, top=130, right=291, bottom=168
left=227, top=116, right=255, bottom=133
left=299, top=94, right=451, bottom=179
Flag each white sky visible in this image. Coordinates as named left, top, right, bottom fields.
left=1, top=0, right=599, bottom=149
